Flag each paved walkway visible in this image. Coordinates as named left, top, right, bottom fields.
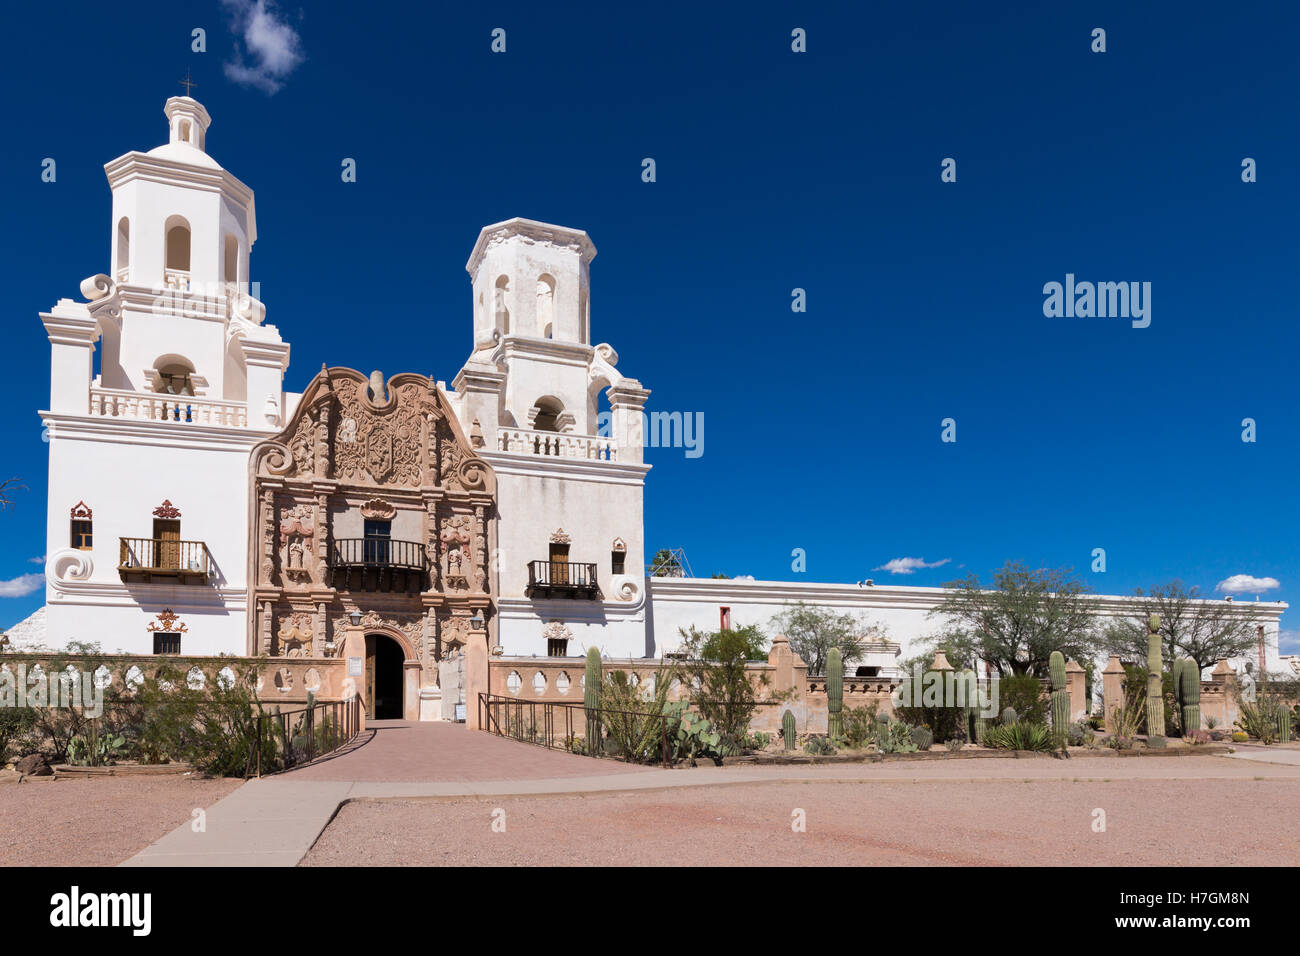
left=122, top=726, right=1300, bottom=867
left=283, top=720, right=650, bottom=782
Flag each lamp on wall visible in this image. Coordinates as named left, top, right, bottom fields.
left=348, top=610, right=362, bottom=627
left=469, top=611, right=485, bottom=631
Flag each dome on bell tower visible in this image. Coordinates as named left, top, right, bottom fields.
left=145, top=96, right=221, bottom=170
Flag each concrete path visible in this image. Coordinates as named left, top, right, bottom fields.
left=1221, top=743, right=1300, bottom=766
left=122, top=724, right=1300, bottom=867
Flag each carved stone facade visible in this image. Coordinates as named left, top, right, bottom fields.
left=248, top=368, right=497, bottom=711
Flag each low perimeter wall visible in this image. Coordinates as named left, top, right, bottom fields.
left=481, top=634, right=908, bottom=736
left=0, top=653, right=347, bottom=707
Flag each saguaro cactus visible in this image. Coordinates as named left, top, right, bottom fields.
left=1176, top=657, right=1201, bottom=734
left=584, top=647, right=602, bottom=744
left=826, top=647, right=843, bottom=739
left=782, top=710, right=796, bottom=750
left=1146, top=614, right=1165, bottom=740
left=1050, top=650, right=1070, bottom=749
left=1277, top=703, right=1293, bottom=744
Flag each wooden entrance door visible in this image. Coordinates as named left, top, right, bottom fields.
left=153, top=519, right=180, bottom=570
left=549, top=542, right=570, bottom=585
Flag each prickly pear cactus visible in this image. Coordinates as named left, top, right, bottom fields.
left=1049, top=650, right=1070, bottom=749
left=782, top=709, right=796, bottom=750
left=1145, top=615, right=1165, bottom=740
left=826, top=647, right=843, bottom=739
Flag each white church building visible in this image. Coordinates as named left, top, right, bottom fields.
left=23, top=94, right=1287, bottom=714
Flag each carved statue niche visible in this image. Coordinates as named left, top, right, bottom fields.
left=440, top=515, right=473, bottom=591
left=277, top=612, right=315, bottom=657
left=439, top=613, right=471, bottom=657
left=279, top=503, right=315, bottom=585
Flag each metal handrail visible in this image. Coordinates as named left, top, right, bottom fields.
left=248, top=695, right=363, bottom=777
left=477, top=692, right=673, bottom=767
left=330, top=537, right=427, bottom=571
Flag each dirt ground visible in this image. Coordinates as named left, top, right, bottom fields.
left=303, top=769, right=1300, bottom=867
left=0, top=775, right=241, bottom=867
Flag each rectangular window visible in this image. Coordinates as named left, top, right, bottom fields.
left=720, top=606, right=732, bottom=630
left=611, top=550, right=625, bottom=575
left=70, top=520, right=93, bottom=551
left=547, top=638, right=569, bottom=657
left=153, top=632, right=181, bottom=655
left=364, top=519, right=392, bottom=565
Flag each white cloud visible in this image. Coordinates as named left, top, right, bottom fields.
left=28, top=555, right=44, bottom=565
left=0, top=573, right=44, bottom=598
left=874, top=557, right=951, bottom=575
left=1216, top=574, right=1280, bottom=595
left=222, top=0, right=304, bottom=94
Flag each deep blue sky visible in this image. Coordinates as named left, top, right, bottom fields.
left=1, top=1, right=1296, bottom=646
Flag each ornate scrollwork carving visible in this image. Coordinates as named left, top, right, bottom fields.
left=80, top=274, right=114, bottom=301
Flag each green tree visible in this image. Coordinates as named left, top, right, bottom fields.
left=677, top=624, right=769, bottom=750
left=1101, top=580, right=1262, bottom=675
left=768, top=602, right=885, bottom=676
left=928, top=561, right=1102, bottom=677
left=649, top=549, right=683, bottom=577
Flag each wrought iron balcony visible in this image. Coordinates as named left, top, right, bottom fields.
left=526, top=560, right=600, bottom=599
left=118, top=537, right=212, bottom=583
left=330, top=537, right=427, bottom=592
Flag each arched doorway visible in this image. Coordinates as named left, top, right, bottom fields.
left=365, top=633, right=406, bottom=720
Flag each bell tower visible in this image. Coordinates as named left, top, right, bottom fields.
left=449, top=218, right=653, bottom=659
left=38, top=92, right=292, bottom=656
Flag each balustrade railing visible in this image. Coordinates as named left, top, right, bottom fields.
left=118, top=537, right=211, bottom=579
left=496, top=426, right=616, bottom=461
left=89, top=386, right=249, bottom=427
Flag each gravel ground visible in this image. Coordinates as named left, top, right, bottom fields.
left=0, top=776, right=241, bottom=867
left=304, top=768, right=1300, bottom=866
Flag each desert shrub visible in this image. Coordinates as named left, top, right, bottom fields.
left=944, top=737, right=964, bottom=752
left=677, top=625, right=770, bottom=752
left=983, top=721, right=1053, bottom=751
left=1184, top=729, right=1211, bottom=746
left=1234, top=701, right=1281, bottom=744
left=995, top=674, right=1047, bottom=726
left=840, top=703, right=879, bottom=748
left=1066, top=719, right=1095, bottom=747
left=137, top=659, right=273, bottom=776
left=739, top=730, right=771, bottom=751
left=1231, top=731, right=1248, bottom=742
left=599, top=668, right=679, bottom=763
left=803, top=735, right=836, bottom=755
left=0, top=708, right=36, bottom=760
left=1103, top=734, right=1135, bottom=750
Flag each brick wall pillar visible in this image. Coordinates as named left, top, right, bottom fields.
left=1102, top=655, right=1126, bottom=732
left=1065, top=658, right=1087, bottom=720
